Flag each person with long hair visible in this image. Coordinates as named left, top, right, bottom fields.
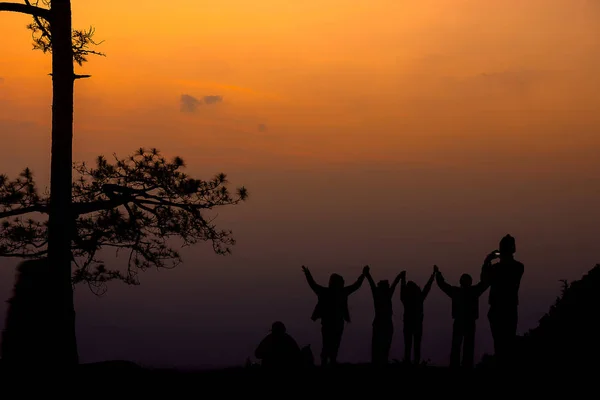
left=301, top=265, right=365, bottom=366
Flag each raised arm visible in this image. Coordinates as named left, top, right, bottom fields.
left=344, top=271, right=366, bottom=295
left=399, top=271, right=407, bottom=302
left=301, top=266, right=325, bottom=295
left=480, top=251, right=498, bottom=283
left=390, top=274, right=402, bottom=297
left=473, top=278, right=491, bottom=297
left=363, top=265, right=376, bottom=296
left=435, top=269, right=456, bottom=298
left=421, top=267, right=436, bottom=300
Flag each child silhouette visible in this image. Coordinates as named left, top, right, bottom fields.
left=435, top=265, right=490, bottom=368
left=399, top=266, right=435, bottom=365
left=363, top=265, right=402, bottom=365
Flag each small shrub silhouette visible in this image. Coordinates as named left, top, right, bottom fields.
left=1, top=258, right=55, bottom=364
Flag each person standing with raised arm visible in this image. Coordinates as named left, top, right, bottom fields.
left=301, top=265, right=366, bottom=366
left=480, top=234, right=524, bottom=368
left=363, top=265, right=402, bottom=365
left=435, top=265, right=490, bottom=368
left=399, top=266, right=436, bottom=365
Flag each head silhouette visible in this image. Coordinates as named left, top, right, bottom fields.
left=328, top=273, right=345, bottom=289
left=271, top=321, right=286, bottom=336
left=405, top=281, right=421, bottom=299
left=377, top=280, right=390, bottom=291
left=459, top=273, right=473, bottom=288
left=499, top=234, right=516, bottom=257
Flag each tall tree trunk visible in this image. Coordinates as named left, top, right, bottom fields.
left=47, top=0, right=78, bottom=365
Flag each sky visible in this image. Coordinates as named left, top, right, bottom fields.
left=0, top=0, right=599, bottom=368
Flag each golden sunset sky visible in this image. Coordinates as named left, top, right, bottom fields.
left=1, top=0, right=599, bottom=367
left=1, top=0, right=599, bottom=173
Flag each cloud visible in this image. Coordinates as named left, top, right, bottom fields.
left=203, top=95, right=223, bottom=105
left=180, top=94, right=201, bottom=113
left=180, top=94, right=224, bottom=112
left=435, top=68, right=569, bottom=102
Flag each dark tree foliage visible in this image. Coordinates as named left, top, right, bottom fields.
left=0, top=148, right=248, bottom=295
left=25, top=0, right=105, bottom=68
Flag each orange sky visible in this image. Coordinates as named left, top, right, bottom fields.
left=1, top=0, right=600, bottom=367
left=1, top=0, right=599, bottom=177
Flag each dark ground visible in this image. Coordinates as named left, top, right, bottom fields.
left=0, top=359, right=591, bottom=395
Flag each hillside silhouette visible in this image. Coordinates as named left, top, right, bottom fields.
left=479, top=263, right=600, bottom=369
left=519, top=264, right=600, bottom=366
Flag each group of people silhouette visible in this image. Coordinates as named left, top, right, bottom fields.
left=255, top=234, right=524, bottom=369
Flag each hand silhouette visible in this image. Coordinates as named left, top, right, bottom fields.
left=399, top=271, right=406, bottom=280
left=363, top=265, right=370, bottom=275
left=485, top=251, right=500, bottom=263
left=301, top=265, right=309, bottom=274
left=433, top=265, right=439, bottom=274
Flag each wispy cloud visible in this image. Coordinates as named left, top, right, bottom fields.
left=180, top=94, right=201, bottom=112
left=203, top=95, right=223, bottom=105
left=180, top=94, right=224, bottom=112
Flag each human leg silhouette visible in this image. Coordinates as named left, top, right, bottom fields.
left=403, top=323, right=413, bottom=363
left=329, top=321, right=344, bottom=364
left=450, top=320, right=463, bottom=368
left=462, top=320, right=476, bottom=368
left=321, top=319, right=344, bottom=365
left=321, top=321, right=333, bottom=365
left=414, top=321, right=423, bottom=365
left=320, top=324, right=329, bottom=365
left=381, top=320, right=393, bottom=364
left=373, top=318, right=393, bottom=365
left=488, top=308, right=502, bottom=364
left=489, top=307, right=518, bottom=368
left=371, top=320, right=379, bottom=364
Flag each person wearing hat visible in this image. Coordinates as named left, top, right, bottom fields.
left=480, top=234, right=525, bottom=367
left=254, top=321, right=302, bottom=368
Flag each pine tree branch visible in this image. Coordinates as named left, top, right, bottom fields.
left=72, top=197, right=129, bottom=216
left=0, top=2, right=50, bottom=19
left=0, top=205, right=46, bottom=218
left=24, top=0, right=51, bottom=40
left=1, top=249, right=47, bottom=258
